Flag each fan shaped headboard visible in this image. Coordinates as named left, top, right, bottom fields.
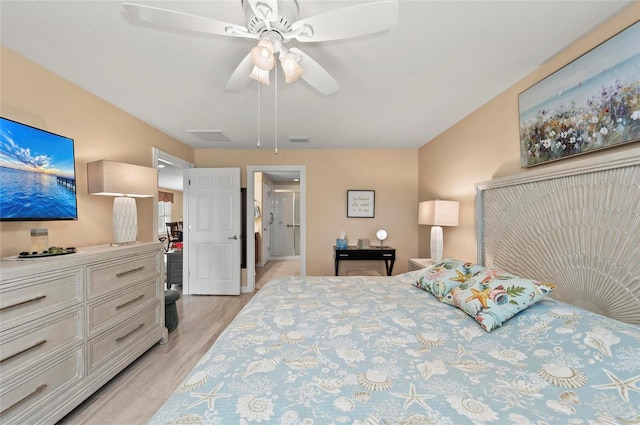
left=476, top=148, right=640, bottom=325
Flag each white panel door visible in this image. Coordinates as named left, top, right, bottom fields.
left=184, top=168, right=241, bottom=295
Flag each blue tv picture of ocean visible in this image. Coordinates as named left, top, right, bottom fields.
left=0, top=117, right=77, bottom=220
left=0, top=167, right=77, bottom=219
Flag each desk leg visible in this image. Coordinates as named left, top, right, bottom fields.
left=335, top=258, right=339, bottom=276
left=385, top=260, right=395, bottom=276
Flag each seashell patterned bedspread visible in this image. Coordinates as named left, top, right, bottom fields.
left=149, top=272, right=640, bottom=424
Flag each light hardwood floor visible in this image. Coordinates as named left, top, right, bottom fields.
left=255, top=258, right=300, bottom=289
left=57, top=259, right=299, bottom=424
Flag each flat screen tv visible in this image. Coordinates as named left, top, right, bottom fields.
left=0, top=117, right=78, bottom=221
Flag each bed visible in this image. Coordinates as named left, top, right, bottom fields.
left=150, top=148, right=640, bottom=424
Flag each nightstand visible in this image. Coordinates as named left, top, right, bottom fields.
left=408, top=258, right=434, bottom=271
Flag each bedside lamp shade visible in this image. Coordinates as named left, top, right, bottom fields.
left=87, top=160, right=157, bottom=244
left=419, top=200, right=459, bottom=262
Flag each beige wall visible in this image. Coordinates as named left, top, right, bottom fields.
left=195, top=149, right=419, bottom=276
left=417, top=3, right=640, bottom=262
left=0, top=47, right=194, bottom=257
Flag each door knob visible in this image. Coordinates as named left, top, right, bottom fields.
left=228, top=235, right=239, bottom=240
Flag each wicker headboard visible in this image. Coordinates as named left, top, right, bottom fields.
left=476, top=148, right=640, bottom=325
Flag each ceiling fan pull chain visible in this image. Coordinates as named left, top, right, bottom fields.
left=274, top=65, right=278, bottom=155
left=257, top=81, right=262, bottom=148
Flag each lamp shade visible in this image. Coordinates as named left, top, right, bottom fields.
left=280, top=52, right=305, bottom=83
left=249, top=66, right=271, bottom=85
left=87, top=160, right=157, bottom=197
left=87, top=160, right=157, bottom=244
left=418, top=200, right=459, bottom=227
left=250, top=39, right=275, bottom=71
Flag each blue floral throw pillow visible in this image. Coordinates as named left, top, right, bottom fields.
left=413, top=258, right=485, bottom=302
left=446, top=267, right=556, bottom=332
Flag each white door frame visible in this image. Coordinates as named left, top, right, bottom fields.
left=246, top=165, right=306, bottom=293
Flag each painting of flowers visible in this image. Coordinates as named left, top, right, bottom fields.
left=519, top=21, right=640, bottom=167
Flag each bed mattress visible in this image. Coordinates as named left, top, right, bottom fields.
left=149, top=272, right=640, bottom=424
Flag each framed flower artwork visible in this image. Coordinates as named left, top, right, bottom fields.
left=518, top=21, right=640, bottom=167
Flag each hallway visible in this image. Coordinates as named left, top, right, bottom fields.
left=255, top=259, right=300, bottom=289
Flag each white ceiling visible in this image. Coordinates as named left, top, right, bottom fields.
left=1, top=1, right=633, bottom=151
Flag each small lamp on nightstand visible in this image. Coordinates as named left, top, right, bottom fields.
left=419, top=200, right=459, bottom=263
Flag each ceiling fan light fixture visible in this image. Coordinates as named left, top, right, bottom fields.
left=250, top=38, right=275, bottom=71
left=249, top=66, right=270, bottom=85
left=280, top=52, right=304, bottom=83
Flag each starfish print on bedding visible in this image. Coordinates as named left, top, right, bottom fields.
left=465, top=287, right=492, bottom=309
left=390, top=383, right=436, bottom=411
left=591, top=369, right=640, bottom=402
left=451, top=269, right=472, bottom=283
left=446, top=343, right=479, bottom=359
left=301, top=341, right=327, bottom=355
left=188, top=382, right=232, bottom=410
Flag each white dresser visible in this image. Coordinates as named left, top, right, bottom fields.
left=0, top=242, right=166, bottom=425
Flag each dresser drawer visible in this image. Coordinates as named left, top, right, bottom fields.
left=0, top=308, right=83, bottom=380
left=87, top=252, right=159, bottom=299
left=0, top=269, right=83, bottom=331
left=87, top=303, right=161, bottom=373
left=87, top=277, right=160, bottom=338
left=0, top=347, right=83, bottom=425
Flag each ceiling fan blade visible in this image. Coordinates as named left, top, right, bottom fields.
left=289, top=48, right=339, bottom=96
left=290, top=1, right=398, bottom=42
left=123, top=3, right=255, bottom=39
left=245, top=0, right=279, bottom=29
left=225, top=53, right=254, bottom=91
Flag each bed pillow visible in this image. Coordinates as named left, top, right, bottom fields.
left=413, top=258, right=485, bottom=302
left=445, top=267, right=556, bottom=332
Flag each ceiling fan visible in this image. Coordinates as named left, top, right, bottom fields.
left=123, top=0, right=399, bottom=95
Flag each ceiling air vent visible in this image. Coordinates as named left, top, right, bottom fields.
left=187, top=130, right=231, bottom=143
left=287, top=136, right=310, bottom=143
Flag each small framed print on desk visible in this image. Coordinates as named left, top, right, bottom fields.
left=347, top=190, right=375, bottom=218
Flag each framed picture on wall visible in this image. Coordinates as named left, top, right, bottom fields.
left=518, top=21, right=640, bottom=167
left=347, top=190, right=375, bottom=218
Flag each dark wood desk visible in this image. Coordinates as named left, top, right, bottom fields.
left=334, top=246, right=396, bottom=276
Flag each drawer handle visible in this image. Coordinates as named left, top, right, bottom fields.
left=115, top=266, right=145, bottom=278
left=0, top=340, right=47, bottom=364
left=0, top=384, right=47, bottom=415
left=0, top=295, right=46, bottom=312
left=338, top=254, right=349, bottom=257
left=115, top=295, right=145, bottom=310
left=115, top=323, right=144, bottom=343
left=382, top=254, right=393, bottom=257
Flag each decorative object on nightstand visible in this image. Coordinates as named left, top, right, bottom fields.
left=357, top=238, right=370, bottom=249
left=418, top=200, right=459, bottom=263
left=87, top=160, right=157, bottom=245
left=409, top=258, right=434, bottom=271
left=375, top=229, right=387, bottom=247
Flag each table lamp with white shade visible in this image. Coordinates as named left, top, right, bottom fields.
left=418, top=200, right=459, bottom=263
left=87, top=160, right=157, bottom=245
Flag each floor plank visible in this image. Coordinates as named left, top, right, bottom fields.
left=57, top=259, right=299, bottom=424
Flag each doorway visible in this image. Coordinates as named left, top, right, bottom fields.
left=152, top=148, right=193, bottom=289
left=246, top=165, right=306, bottom=293
left=152, top=148, right=193, bottom=241
left=270, top=189, right=300, bottom=258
